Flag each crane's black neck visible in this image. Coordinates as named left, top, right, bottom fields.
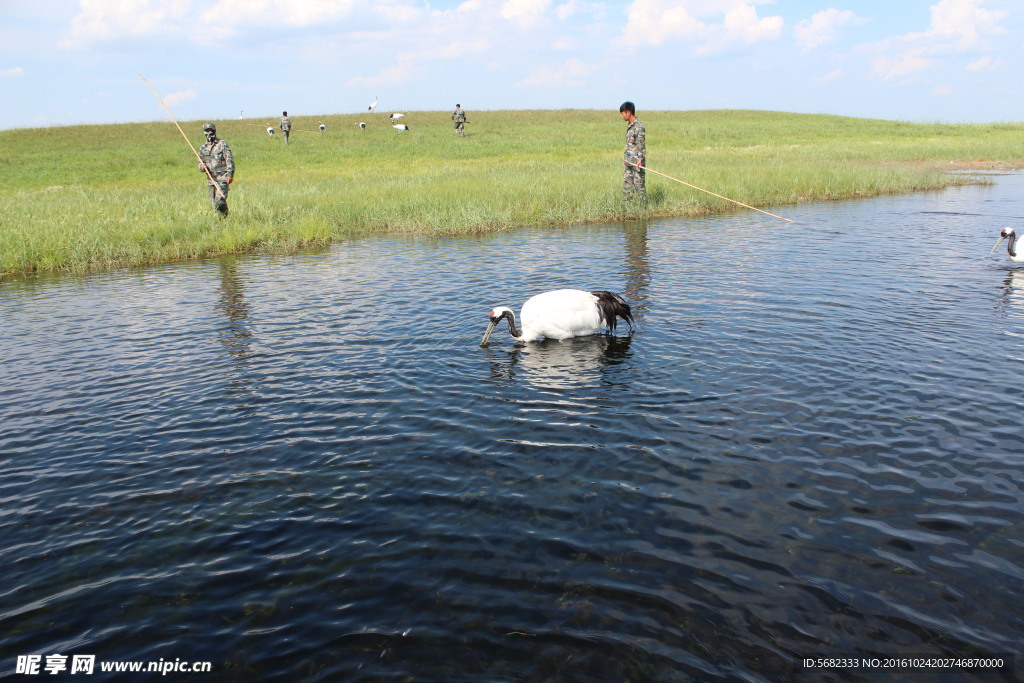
left=1008, top=233, right=1018, bottom=258
left=499, top=310, right=521, bottom=338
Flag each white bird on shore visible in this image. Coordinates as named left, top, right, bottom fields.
left=393, top=124, right=409, bottom=131
left=992, top=227, right=1024, bottom=263
left=481, top=289, right=633, bottom=345
left=390, top=113, right=404, bottom=120
left=368, top=96, right=378, bottom=112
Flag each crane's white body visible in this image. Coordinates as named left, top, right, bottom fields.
left=368, top=96, right=378, bottom=112
left=390, top=113, right=404, bottom=120
left=393, top=124, right=409, bottom=131
left=518, top=289, right=605, bottom=341
left=482, top=289, right=632, bottom=344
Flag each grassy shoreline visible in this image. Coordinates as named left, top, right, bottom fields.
left=2, top=109, right=1022, bottom=277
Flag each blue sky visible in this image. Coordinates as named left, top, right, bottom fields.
left=0, top=0, right=1020, bottom=130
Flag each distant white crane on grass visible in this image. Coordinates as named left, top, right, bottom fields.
left=368, top=96, right=378, bottom=112
left=390, top=113, right=404, bottom=120
left=319, top=121, right=326, bottom=133
left=393, top=124, right=409, bottom=131
left=239, top=110, right=244, bottom=119
left=480, top=289, right=634, bottom=345
left=992, top=227, right=1024, bottom=263
left=266, top=126, right=274, bottom=136
left=357, top=122, right=366, bottom=129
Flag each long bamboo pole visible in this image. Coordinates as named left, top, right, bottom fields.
left=631, top=162, right=793, bottom=223
left=139, top=74, right=224, bottom=199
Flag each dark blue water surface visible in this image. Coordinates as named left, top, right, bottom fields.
left=2, top=174, right=1023, bottom=681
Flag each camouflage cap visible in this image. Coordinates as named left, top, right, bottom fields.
left=202, top=122, right=216, bottom=132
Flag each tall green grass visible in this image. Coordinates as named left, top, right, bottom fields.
left=2, top=109, right=1022, bottom=275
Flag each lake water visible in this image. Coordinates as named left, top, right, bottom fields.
left=2, top=174, right=1022, bottom=681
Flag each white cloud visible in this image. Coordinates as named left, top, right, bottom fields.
left=812, top=68, right=842, bottom=85
left=554, top=1, right=577, bottom=20
left=500, top=0, right=553, bottom=28
left=865, top=0, right=1008, bottom=80
left=720, top=3, right=782, bottom=45
left=553, top=0, right=606, bottom=21
left=927, top=0, right=1007, bottom=50
left=164, top=89, right=198, bottom=107
left=872, top=47, right=933, bottom=80
left=60, top=0, right=193, bottom=48
left=517, top=57, right=595, bottom=88
left=616, top=0, right=783, bottom=54
left=967, top=55, right=1004, bottom=71
left=794, top=8, right=863, bottom=52
left=1, top=67, right=25, bottom=78
left=196, top=0, right=360, bottom=41
left=347, top=59, right=419, bottom=88
left=617, top=0, right=703, bottom=48
left=60, top=0, right=366, bottom=47
left=200, top=0, right=357, bottom=28
left=428, top=39, right=489, bottom=60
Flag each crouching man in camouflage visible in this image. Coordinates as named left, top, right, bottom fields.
left=198, top=122, right=234, bottom=216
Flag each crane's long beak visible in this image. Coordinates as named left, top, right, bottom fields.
left=991, top=236, right=1007, bottom=254
left=481, top=320, right=497, bottom=346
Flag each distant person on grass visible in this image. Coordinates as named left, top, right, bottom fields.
left=620, top=101, right=646, bottom=202
left=198, top=122, right=234, bottom=217
left=451, top=104, right=466, bottom=137
left=280, top=111, right=291, bottom=145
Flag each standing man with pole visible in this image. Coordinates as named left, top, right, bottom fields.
left=280, top=111, right=291, bottom=145
left=451, top=103, right=466, bottom=137
left=620, top=101, right=646, bottom=203
left=198, top=122, right=234, bottom=217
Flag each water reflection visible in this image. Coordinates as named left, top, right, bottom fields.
left=996, top=268, right=1024, bottom=313
left=216, top=258, right=254, bottom=360
left=484, top=334, right=633, bottom=388
left=621, top=220, right=651, bottom=317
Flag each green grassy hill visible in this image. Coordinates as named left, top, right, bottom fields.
left=2, top=109, right=1022, bottom=275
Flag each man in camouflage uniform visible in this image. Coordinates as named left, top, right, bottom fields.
left=280, top=111, right=291, bottom=145
left=198, top=122, right=234, bottom=216
left=620, top=101, right=646, bottom=202
left=451, top=103, right=466, bottom=137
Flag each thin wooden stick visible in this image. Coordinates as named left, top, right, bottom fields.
left=139, top=74, right=224, bottom=198
left=632, top=162, right=793, bottom=223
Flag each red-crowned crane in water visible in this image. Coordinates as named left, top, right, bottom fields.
left=992, top=227, right=1024, bottom=263
left=481, top=289, right=634, bottom=345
